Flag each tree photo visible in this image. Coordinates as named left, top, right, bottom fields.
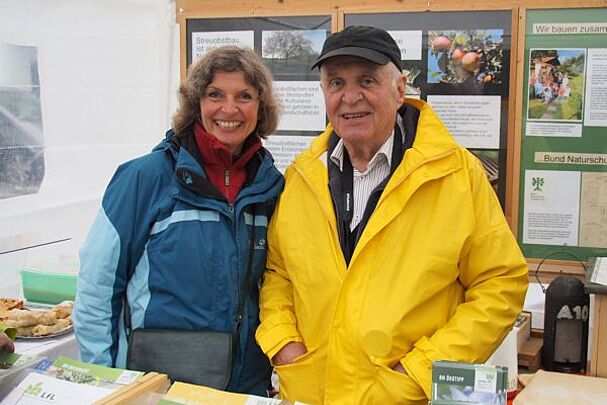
left=262, top=29, right=326, bottom=76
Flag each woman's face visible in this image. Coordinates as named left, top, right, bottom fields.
left=199, top=70, right=260, bottom=156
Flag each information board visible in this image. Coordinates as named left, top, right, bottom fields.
left=345, top=10, right=514, bottom=208
left=518, top=8, right=607, bottom=261
left=186, top=16, right=331, bottom=172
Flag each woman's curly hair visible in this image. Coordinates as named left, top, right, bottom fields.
left=172, top=46, right=280, bottom=138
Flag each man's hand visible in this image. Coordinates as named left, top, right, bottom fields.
left=0, top=332, right=15, bottom=353
left=272, top=342, right=307, bottom=366
left=392, top=361, right=407, bottom=375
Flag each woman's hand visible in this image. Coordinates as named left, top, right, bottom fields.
left=0, top=332, right=15, bottom=353
left=272, top=342, right=307, bottom=366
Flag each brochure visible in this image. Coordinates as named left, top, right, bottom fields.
left=41, top=356, right=143, bottom=388
left=159, top=381, right=301, bottom=405
left=1, top=372, right=114, bottom=404
left=432, top=360, right=507, bottom=405
left=1, top=356, right=146, bottom=404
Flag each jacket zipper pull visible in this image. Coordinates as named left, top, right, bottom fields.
left=224, top=169, right=230, bottom=186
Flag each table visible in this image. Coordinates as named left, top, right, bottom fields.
left=14, top=330, right=79, bottom=360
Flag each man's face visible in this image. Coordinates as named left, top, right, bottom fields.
left=320, top=56, right=406, bottom=148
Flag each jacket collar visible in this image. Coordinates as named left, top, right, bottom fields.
left=291, top=99, right=462, bottom=268
left=155, top=126, right=283, bottom=208
left=294, top=98, right=460, bottom=187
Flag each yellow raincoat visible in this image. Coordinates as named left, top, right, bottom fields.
left=257, top=99, right=528, bottom=404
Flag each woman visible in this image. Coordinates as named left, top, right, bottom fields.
left=73, top=46, right=283, bottom=395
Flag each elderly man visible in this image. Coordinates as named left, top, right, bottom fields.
left=256, top=26, right=528, bottom=404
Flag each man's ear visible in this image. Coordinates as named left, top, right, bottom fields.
left=397, top=74, right=407, bottom=104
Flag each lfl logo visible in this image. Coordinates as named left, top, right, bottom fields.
left=25, top=381, right=57, bottom=401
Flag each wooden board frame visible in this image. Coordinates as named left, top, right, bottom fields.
left=175, top=0, right=607, bottom=280
left=339, top=6, right=518, bottom=216
left=513, top=4, right=607, bottom=277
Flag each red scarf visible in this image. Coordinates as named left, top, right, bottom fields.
left=194, top=121, right=262, bottom=204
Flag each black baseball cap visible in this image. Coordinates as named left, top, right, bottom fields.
left=312, top=26, right=402, bottom=70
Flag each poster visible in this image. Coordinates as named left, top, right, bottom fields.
left=427, top=95, right=500, bottom=149
left=262, top=136, right=315, bottom=172
left=518, top=8, right=607, bottom=260
left=274, top=81, right=325, bottom=132
left=191, top=31, right=254, bottom=62
left=345, top=10, right=512, bottom=208
left=427, top=29, right=504, bottom=87
left=579, top=172, right=607, bottom=248
left=583, top=48, right=607, bottom=127
left=526, top=48, right=585, bottom=123
left=261, top=29, right=325, bottom=77
left=186, top=16, right=330, bottom=172
left=523, top=169, right=580, bottom=246
left=388, top=30, right=423, bottom=60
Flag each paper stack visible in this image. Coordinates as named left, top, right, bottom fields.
left=159, top=381, right=305, bottom=405
left=0, top=356, right=148, bottom=405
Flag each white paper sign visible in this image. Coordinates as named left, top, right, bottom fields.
left=274, top=81, right=326, bottom=132
left=2, top=372, right=114, bottom=405
left=191, top=31, right=254, bottom=61
left=523, top=170, right=581, bottom=246
left=388, top=30, right=423, bottom=60
left=263, top=135, right=315, bottom=173
left=584, top=48, right=607, bottom=127
left=427, top=95, right=501, bottom=149
left=526, top=122, right=583, bottom=137
left=590, top=257, right=607, bottom=286
left=533, top=23, right=607, bottom=35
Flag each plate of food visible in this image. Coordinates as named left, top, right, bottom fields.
left=3, top=300, right=74, bottom=339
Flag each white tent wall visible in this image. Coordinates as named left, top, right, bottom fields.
left=0, top=0, right=179, bottom=296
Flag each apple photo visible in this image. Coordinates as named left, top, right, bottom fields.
left=427, top=29, right=504, bottom=86
left=527, top=48, right=585, bottom=122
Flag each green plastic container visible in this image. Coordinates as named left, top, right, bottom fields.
left=20, top=269, right=77, bottom=305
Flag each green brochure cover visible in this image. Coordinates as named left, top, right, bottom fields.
left=46, top=356, right=143, bottom=387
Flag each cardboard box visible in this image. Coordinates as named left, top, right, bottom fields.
left=513, top=312, right=532, bottom=352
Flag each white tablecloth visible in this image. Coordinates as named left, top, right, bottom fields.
left=14, top=331, right=79, bottom=360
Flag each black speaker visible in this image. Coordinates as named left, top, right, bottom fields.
left=542, top=276, right=589, bottom=373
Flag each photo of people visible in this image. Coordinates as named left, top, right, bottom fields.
left=427, top=29, right=504, bottom=87
left=527, top=48, right=585, bottom=121
left=262, top=29, right=326, bottom=76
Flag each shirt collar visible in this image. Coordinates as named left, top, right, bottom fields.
left=330, top=114, right=404, bottom=173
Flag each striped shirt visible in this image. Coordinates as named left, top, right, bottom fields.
left=330, top=132, right=394, bottom=231
left=330, top=116, right=405, bottom=231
